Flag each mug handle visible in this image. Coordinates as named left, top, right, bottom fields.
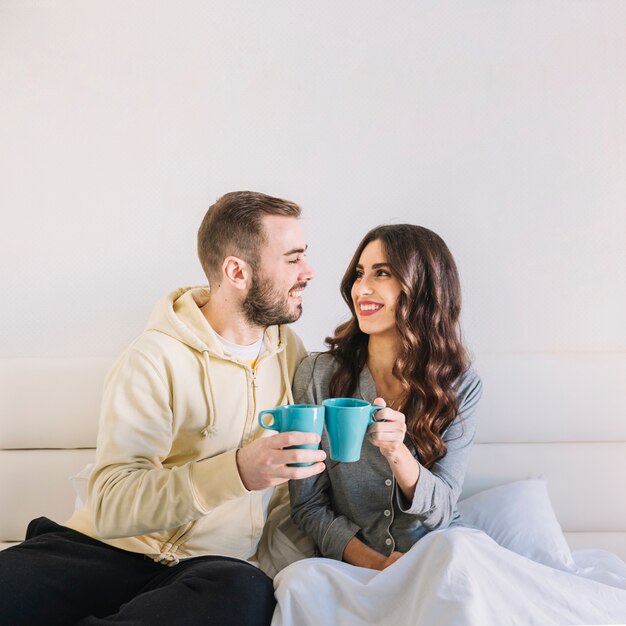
left=258, top=409, right=280, bottom=430
left=368, top=405, right=385, bottom=424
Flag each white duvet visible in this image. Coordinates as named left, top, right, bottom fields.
left=271, top=527, right=626, bottom=626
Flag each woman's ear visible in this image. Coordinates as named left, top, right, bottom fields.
left=222, top=256, right=252, bottom=291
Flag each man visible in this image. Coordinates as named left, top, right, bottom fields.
left=0, top=191, right=325, bottom=625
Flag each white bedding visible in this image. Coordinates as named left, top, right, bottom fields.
left=270, top=481, right=626, bottom=625
left=272, top=526, right=626, bottom=626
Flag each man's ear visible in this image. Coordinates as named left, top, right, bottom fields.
left=222, top=256, right=252, bottom=290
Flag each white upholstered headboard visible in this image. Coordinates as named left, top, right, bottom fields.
left=1, top=353, right=624, bottom=559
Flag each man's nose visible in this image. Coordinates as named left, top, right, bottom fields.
left=299, top=259, right=315, bottom=282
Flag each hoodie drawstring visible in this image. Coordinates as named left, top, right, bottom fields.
left=200, top=351, right=218, bottom=437
left=279, top=344, right=295, bottom=405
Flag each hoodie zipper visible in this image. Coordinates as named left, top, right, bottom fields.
left=241, top=366, right=259, bottom=446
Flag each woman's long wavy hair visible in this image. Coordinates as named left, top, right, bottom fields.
left=326, top=224, right=469, bottom=469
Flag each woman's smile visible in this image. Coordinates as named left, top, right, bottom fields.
left=357, top=300, right=384, bottom=316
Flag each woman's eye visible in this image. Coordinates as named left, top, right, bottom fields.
left=354, top=270, right=364, bottom=279
left=377, top=270, right=390, bottom=277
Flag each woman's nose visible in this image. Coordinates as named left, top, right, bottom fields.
left=355, top=277, right=373, bottom=295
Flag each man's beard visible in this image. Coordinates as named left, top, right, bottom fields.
left=242, top=273, right=305, bottom=327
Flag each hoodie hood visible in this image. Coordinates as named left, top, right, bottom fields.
left=145, top=286, right=293, bottom=437
left=146, top=286, right=287, bottom=356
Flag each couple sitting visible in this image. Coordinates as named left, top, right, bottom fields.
left=0, top=191, right=480, bottom=625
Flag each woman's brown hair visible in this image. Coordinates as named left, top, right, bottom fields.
left=326, top=224, right=469, bottom=469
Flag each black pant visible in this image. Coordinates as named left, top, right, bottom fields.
left=0, top=517, right=276, bottom=625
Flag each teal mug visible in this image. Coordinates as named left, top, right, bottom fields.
left=322, top=398, right=384, bottom=462
left=258, top=404, right=325, bottom=467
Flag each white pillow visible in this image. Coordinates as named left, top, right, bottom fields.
left=457, top=479, right=576, bottom=571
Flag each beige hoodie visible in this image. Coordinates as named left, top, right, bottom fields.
left=66, top=286, right=307, bottom=565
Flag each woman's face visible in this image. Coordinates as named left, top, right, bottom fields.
left=351, top=239, right=402, bottom=339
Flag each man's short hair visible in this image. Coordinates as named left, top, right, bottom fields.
left=198, top=191, right=301, bottom=287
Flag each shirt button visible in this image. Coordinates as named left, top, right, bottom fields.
left=384, top=509, right=391, bottom=517
left=385, top=479, right=392, bottom=486
left=385, top=538, right=392, bottom=546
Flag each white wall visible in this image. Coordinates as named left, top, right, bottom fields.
left=1, top=0, right=625, bottom=358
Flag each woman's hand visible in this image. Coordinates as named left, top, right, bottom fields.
left=368, top=397, right=420, bottom=502
left=381, top=551, right=403, bottom=569
left=342, top=537, right=404, bottom=570
left=368, top=397, right=407, bottom=462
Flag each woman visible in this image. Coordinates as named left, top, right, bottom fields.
left=273, top=225, right=626, bottom=626
left=289, top=224, right=482, bottom=570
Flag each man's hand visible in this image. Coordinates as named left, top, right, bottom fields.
left=236, top=432, right=326, bottom=491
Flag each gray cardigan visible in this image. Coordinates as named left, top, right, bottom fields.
left=289, top=353, right=482, bottom=561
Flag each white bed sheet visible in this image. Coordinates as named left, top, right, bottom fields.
left=272, top=527, right=626, bottom=626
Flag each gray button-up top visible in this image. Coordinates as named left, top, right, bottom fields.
left=289, top=353, right=482, bottom=561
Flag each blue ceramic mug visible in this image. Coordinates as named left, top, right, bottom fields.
left=322, top=398, right=384, bottom=462
left=258, top=404, right=325, bottom=467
